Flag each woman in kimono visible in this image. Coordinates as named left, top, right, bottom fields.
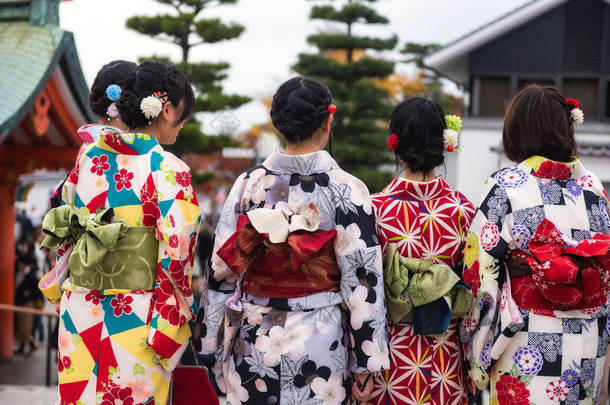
left=39, top=61, right=200, bottom=405
left=200, top=76, right=390, bottom=405
left=462, top=84, right=610, bottom=404
left=51, top=60, right=136, bottom=208
left=368, top=98, right=476, bottom=405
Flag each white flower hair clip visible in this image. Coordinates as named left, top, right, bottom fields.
left=443, top=114, right=462, bottom=152
left=140, top=91, right=169, bottom=124
left=565, top=98, right=584, bottom=125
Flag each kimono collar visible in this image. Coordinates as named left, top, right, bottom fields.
left=96, top=131, right=164, bottom=156
left=262, top=149, right=340, bottom=175
left=78, top=124, right=121, bottom=145
left=381, top=176, right=454, bottom=201
left=517, top=155, right=587, bottom=181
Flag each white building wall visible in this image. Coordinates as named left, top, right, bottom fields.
left=444, top=119, right=610, bottom=203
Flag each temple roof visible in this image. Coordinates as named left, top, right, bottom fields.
left=0, top=0, right=94, bottom=139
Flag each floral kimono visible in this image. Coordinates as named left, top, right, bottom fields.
left=200, top=150, right=390, bottom=405
left=39, top=128, right=201, bottom=405
left=368, top=176, right=476, bottom=405
left=462, top=156, right=610, bottom=405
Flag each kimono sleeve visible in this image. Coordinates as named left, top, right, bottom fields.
left=461, top=176, right=512, bottom=392
left=147, top=152, right=201, bottom=372
left=333, top=177, right=390, bottom=374
left=199, top=173, right=246, bottom=356
left=38, top=161, right=80, bottom=311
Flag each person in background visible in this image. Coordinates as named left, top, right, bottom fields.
left=369, top=98, right=476, bottom=405
left=462, top=85, right=610, bottom=404
left=15, top=257, right=43, bottom=355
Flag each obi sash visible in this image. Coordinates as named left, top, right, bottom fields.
left=384, top=243, right=473, bottom=336
left=216, top=205, right=340, bottom=299
left=41, top=205, right=158, bottom=291
left=508, top=218, right=610, bottom=311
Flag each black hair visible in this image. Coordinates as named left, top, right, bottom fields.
left=89, top=60, right=137, bottom=118
left=389, top=97, right=446, bottom=174
left=270, top=76, right=332, bottom=143
left=116, top=61, right=195, bottom=129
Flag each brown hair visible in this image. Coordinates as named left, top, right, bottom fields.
left=502, top=84, right=577, bottom=162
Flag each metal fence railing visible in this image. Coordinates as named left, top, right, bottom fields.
left=0, top=303, right=58, bottom=386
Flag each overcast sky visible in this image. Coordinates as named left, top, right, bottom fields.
left=59, top=0, right=531, bottom=134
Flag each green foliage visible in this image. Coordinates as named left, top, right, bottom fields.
left=293, top=0, right=396, bottom=191
left=127, top=0, right=251, bottom=166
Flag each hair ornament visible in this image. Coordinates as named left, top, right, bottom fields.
left=565, top=98, right=584, bottom=125
left=106, top=102, right=119, bottom=119
left=328, top=104, right=337, bottom=114
left=140, top=91, right=169, bottom=122
left=387, top=133, right=400, bottom=151
left=105, top=84, right=122, bottom=101
left=443, top=114, right=462, bottom=152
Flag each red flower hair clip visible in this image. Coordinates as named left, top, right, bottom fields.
left=565, top=98, right=584, bottom=125
left=387, top=133, right=400, bottom=151
left=565, top=98, right=580, bottom=110
left=328, top=104, right=337, bottom=114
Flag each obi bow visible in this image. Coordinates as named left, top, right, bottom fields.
left=217, top=204, right=336, bottom=274
left=509, top=218, right=610, bottom=310
left=41, top=205, right=129, bottom=278
left=384, top=243, right=473, bottom=335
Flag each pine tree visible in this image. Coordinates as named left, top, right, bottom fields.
left=126, top=0, right=251, bottom=156
left=293, top=0, right=397, bottom=191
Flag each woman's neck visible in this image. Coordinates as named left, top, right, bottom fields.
left=284, top=140, right=324, bottom=156
left=402, top=167, right=435, bottom=182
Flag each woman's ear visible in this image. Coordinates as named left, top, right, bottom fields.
left=321, top=114, right=333, bottom=134
left=161, top=101, right=173, bottom=122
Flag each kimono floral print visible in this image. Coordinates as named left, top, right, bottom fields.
left=462, top=156, right=610, bottom=405
left=200, top=150, right=390, bottom=405
left=39, top=128, right=200, bottom=405
left=369, top=176, right=476, bottom=405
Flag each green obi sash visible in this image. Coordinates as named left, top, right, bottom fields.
left=41, top=206, right=158, bottom=291
left=384, top=243, right=473, bottom=333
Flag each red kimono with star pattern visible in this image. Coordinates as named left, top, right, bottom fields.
left=369, top=176, right=475, bottom=405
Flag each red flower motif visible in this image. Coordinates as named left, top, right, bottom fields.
left=114, top=168, right=134, bottom=191
left=155, top=276, right=181, bottom=326
left=67, top=164, right=79, bottom=184
left=168, top=234, right=179, bottom=248
left=169, top=259, right=191, bottom=297
left=90, top=155, right=110, bottom=176
left=533, top=160, right=571, bottom=180
left=62, top=356, right=71, bottom=369
left=110, top=294, right=133, bottom=317
left=387, top=133, right=400, bottom=151
left=175, top=171, right=192, bottom=188
left=140, top=180, right=159, bottom=227
left=85, top=290, right=105, bottom=305
left=101, top=385, right=135, bottom=405
left=57, top=243, right=71, bottom=257
left=565, top=98, right=580, bottom=110
left=463, top=261, right=480, bottom=297
left=58, top=357, right=64, bottom=373
left=496, top=374, right=530, bottom=405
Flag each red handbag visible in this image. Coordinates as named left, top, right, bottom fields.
left=170, top=344, right=219, bottom=405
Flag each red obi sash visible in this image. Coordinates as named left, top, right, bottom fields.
left=509, top=219, right=610, bottom=311
left=217, top=214, right=340, bottom=299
